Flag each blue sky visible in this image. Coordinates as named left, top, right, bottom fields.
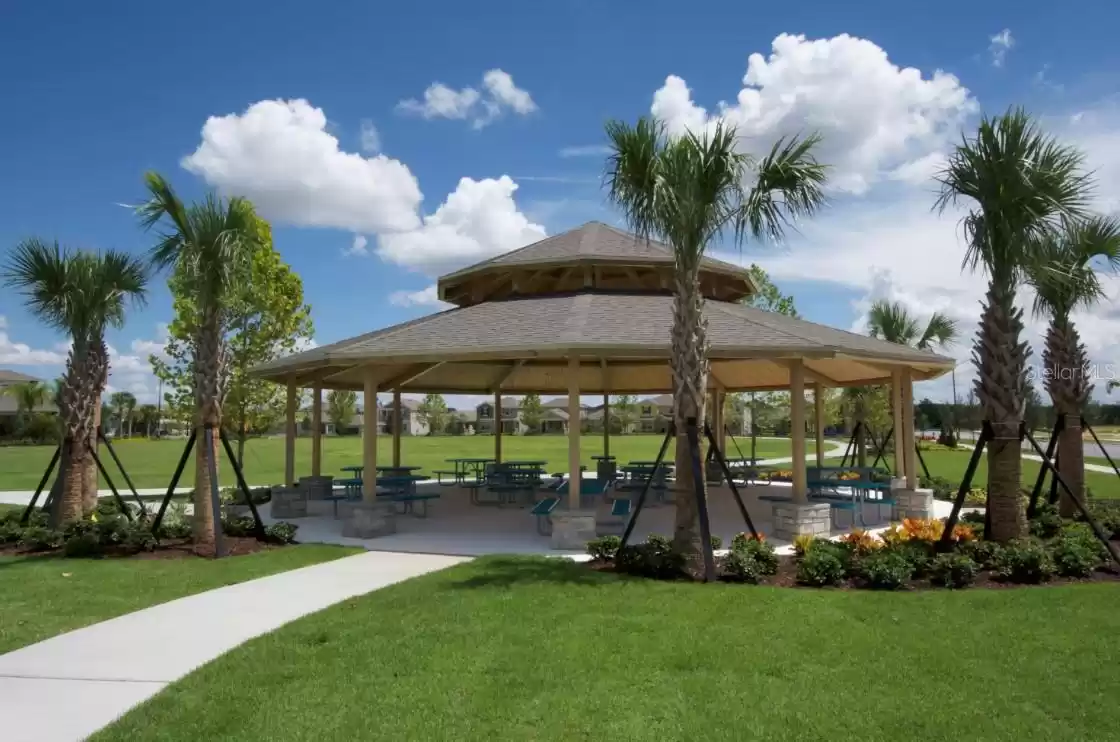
left=2, top=0, right=1119, bottom=405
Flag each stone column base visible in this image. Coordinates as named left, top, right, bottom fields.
left=596, top=460, right=617, bottom=482
left=299, top=475, right=334, bottom=500
left=891, top=484, right=934, bottom=521
left=550, top=509, right=597, bottom=550
left=341, top=501, right=397, bottom=539
left=270, top=486, right=308, bottom=519
left=770, top=502, right=831, bottom=541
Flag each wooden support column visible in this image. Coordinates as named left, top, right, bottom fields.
left=568, top=356, right=581, bottom=510
left=790, top=360, right=807, bottom=503
left=902, top=368, right=917, bottom=489
left=494, top=391, right=503, bottom=464
left=311, top=381, right=322, bottom=476
left=392, top=390, right=402, bottom=467
left=362, top=371, right=378, bottom=501
left=284, top=378, right=297, bottom=486
left=891, top=368, right=905, bottom=479
left=814, top=383, right=825, bottom=467
left=602, top=393, right=611, bottom=458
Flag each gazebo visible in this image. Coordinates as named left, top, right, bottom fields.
left=253, top=221, right=953, bottom=547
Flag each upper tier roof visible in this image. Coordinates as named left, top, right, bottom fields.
left=437, top=222, right=757, bottom=306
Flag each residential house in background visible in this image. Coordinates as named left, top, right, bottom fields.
left=636, top=394, right=673, bottom=433
left=378, top=397, right=428, bottom=436
left=476, top=397, right=523, bottom=434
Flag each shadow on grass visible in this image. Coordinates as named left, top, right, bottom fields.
left=448, top=555, right=618, bottom=589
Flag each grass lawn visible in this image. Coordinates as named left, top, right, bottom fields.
left=0, top=544, right=359, bottom=654
left=0, top=434, right=815, bottom=491
left=95, top=556, right=1120, bottom=742
left=826, top=447, right=1120, bottom=499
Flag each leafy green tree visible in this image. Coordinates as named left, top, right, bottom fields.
left=1026, top=215, right=1120, bottom=515
left=139, top=172, right=260, bottom=553
left=109, top=391, right=136, bottom=436
left=327, top=390, right=358, bottom=433
left=151, top=210, right=312, bottom=468
left=743, top=264, right=798, bottom=317
left=135, top=403, right=160, bottom=437
left=519, top=393, right=544, bottom=434
left=416, top=393, right=449, bottom=435
left=2, top=240, right=147, bottom=524
left=611, top=394, right=637, bottom=434
left=936, top=109, right=1090, bottom=542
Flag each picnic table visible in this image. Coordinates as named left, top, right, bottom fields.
left=440, top=457, right=495, bottom=485
left=341, top=465, right=364, bottom=480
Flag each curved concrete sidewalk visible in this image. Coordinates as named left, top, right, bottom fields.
left=0, top=550, right=468, bottom=742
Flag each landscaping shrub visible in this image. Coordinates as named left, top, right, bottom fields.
left=20, top=526, right=64, bottom=551
left=840, top=529, right=882, bottom=555
left=1050, top=527, right=1106, bottom=578
left=960, top=511, right=986, bottom=526
left=963, top=487, right=987, bottom=507
left=730, top=535, right=779, bottom=574
left=887, top=540, right=934, bottom=578
left=1085, top=502, right=1120, bottom=539
left=615, top=539, right=685, bottom=580
left=796, top=548, right=846, bottom=586
left=0, top=519, right=23, bottom=544
left=63, top=531, right=103, bottom=558
left=222, top=516, right=257, bottom=538
left=929, top=552, right=978, bottom=588
left=723, top=549, right=770, bottom=583
left=121, top=522, right=157, bottom=552
left=958, top=539, right=1002, bottom=570
left=586, top=535, right=621, bottom=561
left=859, top=550, right=913, bottom=590
left=1029, top=503, right=1064, bottom=539
left=264, top=522, right=299, bottom=545
left=792, top=533, right=815, bottom=557
left=921, top=475, right=956, bottom=500
left=994, top=539, right=1055, bottom=584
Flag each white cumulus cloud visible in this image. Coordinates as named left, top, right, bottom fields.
left=398, top=69, right=537, bottom=129
left=377, top=175, right=547, bottom=276
left=389, top=285, right=453, bottom=309
left=0, top=316, right=68, bottom=365
left=650, top=33, right=978, bottom=195
left=182, top=99, right=423, bottom=234
left=359, top=118, right=381, bottom=153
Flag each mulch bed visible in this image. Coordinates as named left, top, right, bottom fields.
left=0, top=537, right=281, bottom=560
left=589, top=554, right=1120, bottom=591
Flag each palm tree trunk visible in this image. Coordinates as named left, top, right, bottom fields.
left=52, top=346, right=95, bottom=526
left=1044, top=317, right=1089, bottom=517
left=670, top=254, right=709, bottom=566
left=193, top=308, right=224, bottom=555
left=54, top=438, right=86, bottom=526
left=976, top=279, right=1029, bottom=542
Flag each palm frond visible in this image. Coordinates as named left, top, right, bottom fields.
left=739, top=133, right=828, bottom=244
left=1027, top=214, right=1120, bottom=319
left=137, top=171, right=193, bottom=271
left=934, top=107, right=1091, bottom=283
left=918, top=312, right=959, bottom=350
left=866, top=300, right=920, bottom=345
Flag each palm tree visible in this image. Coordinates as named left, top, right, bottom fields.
left=605, top=118, right=827, bottom=565
left=109, top=391, right=131, bottom=436
left=2, top=381, right=50, bottom=429
left=136, top=403, right=160, bottom=437
left=138, top=172, right=257, bottom=553
left=860, top=300, right=959, bottom=469
left=935, top=108, right=1090, bottom=542
left=2, top=240, right=147, bottom=525
left=866, top=301, right=958, bottom=350
left=1026, top=215, right=1120, bottom=516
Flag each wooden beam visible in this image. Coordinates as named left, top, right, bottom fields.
left=801, top=364, right=844, bottom=388
left=285, top=378, right=297, bottom=486
left=814, top=383, right=825, bottom=467
left=381, top=362, right=444, bottom=390
left=568, top=356, right=581, bottom=509
left=490, top=360, right=525, bottom=391
left=789, top=360, right=807, bottom=503
left=891, top=368, right=905, bottom=479
left=362, top=371, right=378, bottom=500
left=311, top=381, right=322, bottom=476
left=392, top=390, right=402, bottom=467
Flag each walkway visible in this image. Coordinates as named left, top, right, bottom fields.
left=0, top=550, right=468, bottom=742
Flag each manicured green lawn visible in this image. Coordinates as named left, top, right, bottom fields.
left=825, top=447, right=1120, bottom=499
left=95, top=556, right=1120, bottom=742
left=0, top=434, right=814, bottom=491
left=0, top=545, right=359, bottom=654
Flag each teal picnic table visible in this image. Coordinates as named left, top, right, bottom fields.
left=443, top=457, right=494, bottom=485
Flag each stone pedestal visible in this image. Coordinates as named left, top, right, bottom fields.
left=595, top=502, right=627, bottom=537
left=299, top=475, right=334, bottom=500
left=550, top=509, right=597, bottom=550
left=269, top=486, right=307, bottom=519
left=341, top=501, right=397, bottom=539
left=770, top=501, right=831, bottom=541
left=891, top=479, right=934, bottom=520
